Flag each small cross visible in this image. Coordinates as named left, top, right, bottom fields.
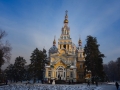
left=65, top=10, right=68, bottom=14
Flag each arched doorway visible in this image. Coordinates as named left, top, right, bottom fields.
left=56, top=66, right=66, bottom=80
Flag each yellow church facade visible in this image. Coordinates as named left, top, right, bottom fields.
left=45, top=11, right=85, bottom=83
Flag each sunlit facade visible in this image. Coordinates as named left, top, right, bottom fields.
left=45, top=11, right=85, bottom=82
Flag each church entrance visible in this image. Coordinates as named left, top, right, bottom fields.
left=56, top=66, right=66, bottom=80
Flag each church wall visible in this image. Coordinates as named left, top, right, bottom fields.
left=45, top=11, right=86, bottom=83
left=76, top=60, right=85, bottom=82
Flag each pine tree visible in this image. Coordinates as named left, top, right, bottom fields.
left=84, top=35, right=105, bottom=82
left=5, top=64, right=14, bottom=82
left=30, top=48, right=47, bottom=82
left=14, top=56, right=26, bottom=82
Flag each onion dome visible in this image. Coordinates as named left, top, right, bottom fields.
left=64, top=19, right=68, bottom=23
left=49, top=45, right=58, bottom=54
left=49, top=36, right=58, bottom=54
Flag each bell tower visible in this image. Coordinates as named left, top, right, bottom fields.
left=58, top=11, right=72, bottom=52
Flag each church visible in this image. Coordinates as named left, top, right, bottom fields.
left=45, top=11, right=86, bottom=83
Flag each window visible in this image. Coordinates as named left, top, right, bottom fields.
left=56, top=72, right=57, bottom=77
left=79, top=74, right=83, bottom=79
left=80, top=53, right=82, bottom=57
left=64, top=36, right=66, bottom=39
left=63, top=44, right=66, bottom=49
left=70, top=71, right=73, bottom=78
left=71, top=61, right=74, bottom=65
left=48, top=71, right=51, bottom=77
left=80, top=64, right=83, bottom=68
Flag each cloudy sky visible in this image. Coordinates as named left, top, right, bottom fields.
left=0, top=0, right=120, bottom=69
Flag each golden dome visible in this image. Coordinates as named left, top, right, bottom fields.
left=64, top=19, right=68, bottom=23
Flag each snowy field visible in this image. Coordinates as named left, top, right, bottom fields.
left=0, top=84, right=102, bottom=90
left=107, top=82, right=120, bottom=85
left=0, top=82, right=118, bottom=90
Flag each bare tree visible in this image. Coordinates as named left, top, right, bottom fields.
left=116, top=57, right=120, bottom=81
left=0, top=29, right=11, bottom=72
left=103, top=59, right=120, bottom=81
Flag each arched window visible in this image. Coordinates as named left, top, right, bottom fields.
left=64, top=36, right=66, bottom=39
left=58, top=68, right=63, bottom=70
left=63, top=44, right=66, bottom=49
left=80, top=53, right=82, bottom=57
left=48, top=71, right=51, bottom=77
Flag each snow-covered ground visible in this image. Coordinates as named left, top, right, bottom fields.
left=0, top=83, right=117, bottom=90
left=0, top=84, right=102, bottom=90
left=107, top=82, right=120, bottom=85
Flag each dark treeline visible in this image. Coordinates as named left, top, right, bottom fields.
left=103, top=57, right=120, bottom=81
left=0, top=30, right=47, bottom=83
left=4, top=48, right=47, bottom=83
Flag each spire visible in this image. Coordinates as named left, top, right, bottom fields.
left=78, top=35, right=82, bottom=46
left=64, top=10, right=68, bottom=23
left=53, top=36, right=56, bottom=46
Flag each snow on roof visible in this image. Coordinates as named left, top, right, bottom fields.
left=45, top=66, right=50, bottom=68
left=70, top=66, right=76, bottom=69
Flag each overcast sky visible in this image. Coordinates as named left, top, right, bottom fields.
left=0, top=0, right=120, bottom=69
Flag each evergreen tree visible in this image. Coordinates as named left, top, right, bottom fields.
left=84, top=35, right=105, bottom=82
left=30, top=48, right=47, bottom=82
left=5, top=64, right=14, bottom=82
left=14, top=56, right=26, bottom=82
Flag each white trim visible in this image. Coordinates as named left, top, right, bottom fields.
left=46, top=66, right=50, bottom=68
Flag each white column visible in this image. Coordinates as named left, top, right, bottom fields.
left=74, top=58, right=76, bottom=66
left=74, top=69, right=76, bottom=82
left=51, top=68, right=53, bottom=79
left=45, top=68, right=48, bottom=78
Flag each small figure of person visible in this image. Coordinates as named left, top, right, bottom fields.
left=6, top=79, right=8, bottom=85
left=60, top=76, right=61, bottom=80
left=69, top=80, right=71, bottom=85
left=48, top=79, right=50, bottom=84
left=52, top=79, right=55, bottom=85
left=96, top=81, right=98, bottom=86
left=58, top=74, right=60, bottom=79
left=87, top=80, right=90, bottom=87
left=41, top=79, right=43, bottom=84
left=72, top=80, right=74, bottom=84
left=115, top=82, right=119, bottom=90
